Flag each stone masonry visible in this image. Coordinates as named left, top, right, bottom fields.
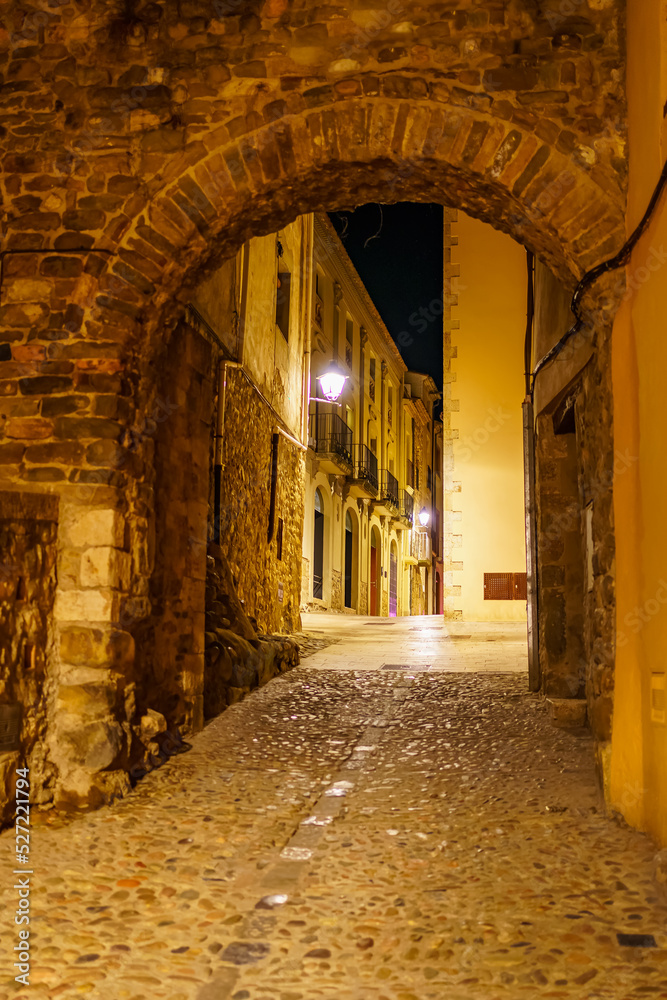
left=0, top=0, right=628, bottom=808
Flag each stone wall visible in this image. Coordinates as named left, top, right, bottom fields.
left=331, top=568, right=342, bottom=612
left=132, top=320, right=213, bottom=738
left=218, top=368, right=305, bottom=634
left=577, top=324, right=616, bottom=744
left=0, top=492, right=58, bottom=823
left=204, top=544, right=299, bottom=716
left=535, top=415, right=586, bottom=699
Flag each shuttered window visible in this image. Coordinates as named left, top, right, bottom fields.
left=484, top=572, right=527, bottom=600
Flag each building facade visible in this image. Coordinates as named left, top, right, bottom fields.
left=301, top=216, right=443, bottom=618
left=443, top=210, right=528, bottom=622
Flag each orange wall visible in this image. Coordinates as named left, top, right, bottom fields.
left=610, top=0, right=667, bottom=841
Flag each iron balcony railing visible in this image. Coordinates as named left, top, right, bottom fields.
left=400, top=490, right=414, bottom=524
left=355, top=444, right=379, bottom=493
left=380, top=470, right=399, bottom=509
left=410, top=529, right=430, bottom=562
left=309, top=412, right=353, bottom=466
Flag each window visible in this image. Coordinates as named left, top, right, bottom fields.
left=388, top=386, right=393, bottom=425
left=370, top=437, right=377, bottom=455
left=427, top=465, right=432, bottom=491
left=276, top=269, right=291, bottom=340
left=369, top=357, right=376, bottom=402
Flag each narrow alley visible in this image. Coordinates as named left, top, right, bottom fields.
left=3, top=618, right=665, bottom=1000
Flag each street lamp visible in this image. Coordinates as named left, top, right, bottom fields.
left=314, top=361, right=348, bottom=403
left=418, top=506, right=430, bottom=527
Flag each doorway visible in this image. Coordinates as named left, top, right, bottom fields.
left=344, top=508, right=353, bottom=609
left=313, top=488, right=324, bottom=600
left=389, top=542, right=398, bottom=617
left=370, top=525, right=381, bottom=616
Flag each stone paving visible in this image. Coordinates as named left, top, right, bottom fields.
left=2, top=616, right=666, bottom=1000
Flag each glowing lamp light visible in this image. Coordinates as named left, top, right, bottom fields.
left=418, top=506, right=430, bottom=527
left=316, top=361, right=347, bottom=402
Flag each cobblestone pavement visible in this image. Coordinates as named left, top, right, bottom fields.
left=2, top=618, right=666, bottom=1000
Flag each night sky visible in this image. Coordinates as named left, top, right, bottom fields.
left=329, top=203, right=443, bottom=394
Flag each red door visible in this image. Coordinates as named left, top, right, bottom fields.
left=370, top=542, right=377, bottom=615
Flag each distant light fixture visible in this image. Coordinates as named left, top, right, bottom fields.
left=316, top=361, right=348, bottom=402
left=418, top=506, right=430, bottom=527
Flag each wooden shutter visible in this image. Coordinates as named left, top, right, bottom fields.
left=484, top=572, right=528, bottom=600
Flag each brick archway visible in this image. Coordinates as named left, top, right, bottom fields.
left=0, top=0, right=627, bottom=808
left=109, top=95, right=625, bottom=326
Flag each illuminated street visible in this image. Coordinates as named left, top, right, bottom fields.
left=2, top=619, right=665, bottom=1000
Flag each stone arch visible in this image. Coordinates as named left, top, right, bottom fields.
left=106, top=98, right=624, bottom=343
left=0, top=1, right=629, bottom=806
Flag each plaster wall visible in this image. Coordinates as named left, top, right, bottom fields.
left=610, top=0, right=667, bottom=843
left=446, top=212, right=527, bottom=621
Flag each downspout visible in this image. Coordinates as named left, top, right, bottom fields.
left=522, top=250, right=540, bottom=691
left=301, top=216, right=314, bottom=447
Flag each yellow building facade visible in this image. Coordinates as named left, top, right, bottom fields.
left=444, top=211, right=528, bottom=622
left=610, top=0, right=667, bottom=846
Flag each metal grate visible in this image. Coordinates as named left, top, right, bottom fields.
left=0, top=703, right=22, bottom=752
left=382, top=663, right=431, bottom=671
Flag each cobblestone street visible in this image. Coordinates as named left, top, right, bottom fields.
left=2, top=618, right=666, bottom=1000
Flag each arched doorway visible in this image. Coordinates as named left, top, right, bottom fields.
left=370, top=525, right=382, bottom=617
left=7, top=5, right=627, bottom=804
left=313, top=488, right=325, bottom=601
left=389, top=541, right=398, bottom=617
left=344, top=507, right=359, bottom=611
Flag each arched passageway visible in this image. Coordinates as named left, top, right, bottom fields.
left=0, top=0, right=629, bottom=811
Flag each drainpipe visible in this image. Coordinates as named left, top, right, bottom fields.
left=522, top=250, right=540, bottom=691
left=301, top=215, right=314, bottom=447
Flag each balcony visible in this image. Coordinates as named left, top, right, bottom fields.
left=394, top=490, right=414, bottom=529
left=309, top=412, right=353, bottom=474
left=405, top=528, right=431, bottom=565
left=347, top=444, right=379, bottom=498
left=372, top=470, right=400, bottom=516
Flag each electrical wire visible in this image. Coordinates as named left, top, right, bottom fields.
left=363, top=204, right=384, bottom=248
left=531, top=157, right=667, bottom=386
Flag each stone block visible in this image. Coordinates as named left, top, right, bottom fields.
left=56, top=681, right=116, bottom=718
left=59, top=626, right=134, bottom=669
left=547, top=698, right=587, bottom=727
left=137, top=709, right=167, bottom=743
left=80, top=546, right=131, bottom=589
left=54, top=587, right=119, bottom=623
left=60, top=507, right=125, bottom=548
left=56, top=716, right=125, bottom=770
